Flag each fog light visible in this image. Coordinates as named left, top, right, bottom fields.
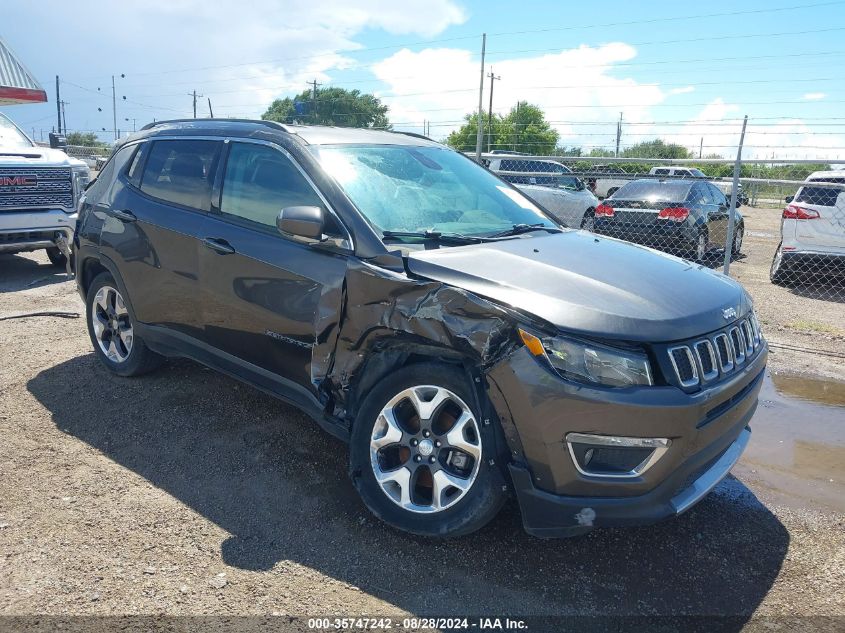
left=566, top=433, right=671, bottom=479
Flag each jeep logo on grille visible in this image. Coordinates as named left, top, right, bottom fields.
left=0, top=175, right=38, bottom=189
left=722, top=307, right=737, bottom=320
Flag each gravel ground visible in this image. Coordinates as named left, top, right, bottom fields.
left=0, top=244, right=843, bottom=625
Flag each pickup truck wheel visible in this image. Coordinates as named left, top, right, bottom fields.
left=45, top=247, right=66, bottom=268
left=86, top=272, right=164, bottom=377
left=349, top=363, right=507, bottom=538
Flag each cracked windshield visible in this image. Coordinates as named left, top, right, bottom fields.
left=313, top=145, right=558, bottom=237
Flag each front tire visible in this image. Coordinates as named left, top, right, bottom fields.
left=731, top=224, right=744, bottom=258
left=85, top=272, right=164, bottom=377
left=580, top=208, right=596, bottom=232
left=349, top=363, right=507, bottom=538
left=45, top=247, right=67, bottom=268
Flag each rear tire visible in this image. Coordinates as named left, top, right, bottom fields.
left=770, top=242, right=795, bottom=287
left=45, top=247, right=66, bottom=268
left=580, top=209, right=596, bottom=232
left=349, top=363, right=507, bottom=538
left=85, top=272, right=164, bottom=377
left=731, top=224, right=744, bottom=258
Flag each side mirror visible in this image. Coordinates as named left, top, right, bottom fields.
left=277, top=206, right=324, bottom=241
left=785, top=195, right=794, bottom=203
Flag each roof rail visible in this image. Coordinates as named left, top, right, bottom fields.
left=139, top=118, right=292, bottom=132
left=392, top=130, right=434, bottom=142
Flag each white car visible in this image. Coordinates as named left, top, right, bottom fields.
left=0, top=113, right=90, bottom=269
left=770, top=170, right=845, bottom=286
left=515, top=176, right=600, bottom=230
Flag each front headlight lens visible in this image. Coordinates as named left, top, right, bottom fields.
left=520, top=330, right=653, bottom=387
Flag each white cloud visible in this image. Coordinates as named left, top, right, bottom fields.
left=372, top=43, right=667, bottom=145
left=803, top=92, right=826, bottom=101
left=669, top=86, right=695, bottom=95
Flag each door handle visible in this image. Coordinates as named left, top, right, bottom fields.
left=202, top=237, right=236, bottom=255
left=110, top=208, right=137, bottom=223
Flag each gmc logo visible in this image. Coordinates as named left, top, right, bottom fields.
left=0, top=175, right=37, bottom=187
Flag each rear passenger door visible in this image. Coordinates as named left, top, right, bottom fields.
left=100, top=138, right=222, bottom=339
left=197, top=140, right=350, bottom=399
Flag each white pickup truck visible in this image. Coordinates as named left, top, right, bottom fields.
left=0, top=113, right=89, bottom=268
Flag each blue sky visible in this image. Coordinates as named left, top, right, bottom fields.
left=3, top=0, right=845, bottom=158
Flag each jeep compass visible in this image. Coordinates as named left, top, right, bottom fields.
left=73, top=120, right=767, bottom=538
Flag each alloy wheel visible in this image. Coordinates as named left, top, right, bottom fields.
left=733, top=226, right=743, bottom=254
left=91, top=285, right=133, bottom=363
left=370, top=385, right=481, bottom=514
left=696, top=232, right=708, bottom=260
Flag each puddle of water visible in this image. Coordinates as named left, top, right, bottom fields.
left=770, top=372, right=845, bottom=407
left=734, top=372, right=845, bottom=513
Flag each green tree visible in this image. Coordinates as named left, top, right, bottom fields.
left=622, top=139, right=691, bottom=159
left=445, top=102, right=559, bottom=154
left=262, top=87, right=390, bottom=128
left=65, top=131, right=105, bottom=147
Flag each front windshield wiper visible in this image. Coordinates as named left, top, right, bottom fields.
left=489, top=223, right=564, bottom=238
left=382, top=230, right=486, bottom=245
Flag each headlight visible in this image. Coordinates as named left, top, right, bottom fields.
left=519, top=329, right=653, bottom=387
left=71, top=167, right=91, bottom=208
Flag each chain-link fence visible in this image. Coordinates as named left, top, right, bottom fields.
left=479, top=153, right=845, bottom=339
left=34, top=142, right=111, bottom=169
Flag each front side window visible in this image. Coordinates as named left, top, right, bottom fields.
left=311, top=145, right=557, bottom=237
left=220, top=143, right=325, bottom=230
left=140, top=140, right=221, bottom=211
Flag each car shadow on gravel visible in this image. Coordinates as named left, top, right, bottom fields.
left=28, top=354, right=789, bottom=620
left=0, top=253, right=70, bottom=293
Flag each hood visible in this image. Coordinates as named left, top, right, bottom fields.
left=405, top=231, right=751, bottom=343
left=0, top=144, right=88, bottom=169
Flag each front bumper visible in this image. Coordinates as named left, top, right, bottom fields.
left=0, top=209, right=76, bottom=254
left=487, top=340, right=766, bottom=537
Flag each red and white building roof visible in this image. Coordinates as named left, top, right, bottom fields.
left=0, top=37, right=46, bottom=105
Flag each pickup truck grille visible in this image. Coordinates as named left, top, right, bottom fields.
left=666, top=314, right=763, bottom=389
left=0, top=166, right=73, bottom=210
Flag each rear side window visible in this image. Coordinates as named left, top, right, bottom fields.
left=220, top=142, right=328, bottom=232
left=795, top=185, right=844, bottom=206
left=708, top=183, right=727, bottom=205
left=140, top=140, right=221, bottom=211
left=653, top=168, right=670, bottom=175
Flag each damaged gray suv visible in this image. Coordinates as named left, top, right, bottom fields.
left=73, top=120, right=767, bottom=538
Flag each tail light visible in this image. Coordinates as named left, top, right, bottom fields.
left=595, top=203, right=614, bottom=217
left=657, top=207, right=690, bottom=222
left=782, top=204, right=820, bottom=220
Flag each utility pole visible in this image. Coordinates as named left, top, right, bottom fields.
left=615, top=112, right=622, bottom=158
left=208, top=97, right=214, bottom=118
left=308, top=80, right=321, bottom=122
left=514, top=101, right=521, bottom=151
left=487, top=67, right=501, bottom=152
left=699, top=137, right=703, bottom=159
left=55, top=76, right=62, bottom=134
left=60, top=101, right=68, bottom=135
left=474, top=33, right=487, bottom=163
left=112, top=75, right=118, bottom=141
left=189, top=90, right=204, bottom=118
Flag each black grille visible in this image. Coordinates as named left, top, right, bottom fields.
left=715, top=334, right=732, bottom=369
left=695, top=341, right=714, bottom=375
left=670, top=347, right=696, bottom=384
left=730, top=328, right=745, bottom=363
left=0, top=166, right=73, bottom=210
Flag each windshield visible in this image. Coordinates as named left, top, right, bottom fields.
left=0, top=114, right=34, bottom=148
left=311, top=145, right=558, bottom=237
left=689, top=168, right=707, bottom=178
